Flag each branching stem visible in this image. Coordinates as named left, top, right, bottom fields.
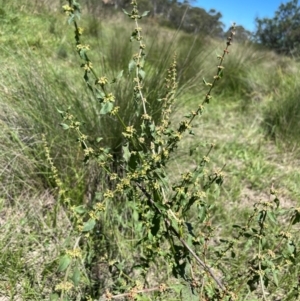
left=135, top=182, right=226, bottom=292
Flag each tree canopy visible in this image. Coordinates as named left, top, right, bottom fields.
left=89, top=0, right=256, bottom=42
left=254, top=0, right=300, bottom=55
left=95, top=0, right=226, bottom=37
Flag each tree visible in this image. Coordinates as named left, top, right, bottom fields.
left=87, top=0, right=225, bottom=37
left=164, top=2, right=224, bottom=36
left=182, top=7, right=223, bottom=36
left=225, top=25, right=252, bottom=43
left=254, top=0, right=300, bottom=55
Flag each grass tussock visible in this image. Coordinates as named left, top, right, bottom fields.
left=263, top=67, right=300, bottom=150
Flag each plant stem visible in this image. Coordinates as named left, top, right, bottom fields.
left=135, top=182, right=226, bottom=292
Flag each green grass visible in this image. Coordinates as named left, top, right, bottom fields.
left=0, top=1, right=300, bottom=300
left=170, top=95, right=300, bottom=261
left=263, top=68, right=300, bottom=151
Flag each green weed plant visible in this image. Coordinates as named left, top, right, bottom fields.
left=36, top=1, right=300, bottom=300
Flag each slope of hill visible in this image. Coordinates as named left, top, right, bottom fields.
left=0, top=0, right=299, bottom=300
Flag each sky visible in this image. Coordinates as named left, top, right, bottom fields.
left=194, top=0, right=291, bottom=32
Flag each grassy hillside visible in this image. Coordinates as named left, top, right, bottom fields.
left=0, top=1, right=300, bottom=300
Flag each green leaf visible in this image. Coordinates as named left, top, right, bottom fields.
left=100, top=102, right=114, bottom=115
left=153, top=201, right=165, bottom=213
left=58, top=255, right=71, bottom=272
left=68, top=14, right=75, bottom=24
left=78, top=49, right=86, bottom=60
left=72, top=1, right=80, bottom=8
left=60, top=123, right=69, bottom=130
left=122, top=143, right=131, bottom=162
left=96, top=137, right=103, bottom=143
left=122, top=9, right=130, bottom=16
left=198, top=206, right=207, bottom=223
left=74, top=10, right=81, bottom=20
left=136, top=295, right=150, bottom=301
left=147, top=230, right=153, bottom=241
left=267, top=211, right=277, bottom=224
left=71, top=266, right=81, bottom=286
left=138, top=69, right=146, bottom=80
left=56, top=108, right=64, bottom=115
left=139, top=56, right=145, bottom=68
left=171, top=218, right=179, bottom=234
left=82, top=218, right=96, bottom=232
left=141, top=11, right=150, bottom=17
left=133, top=209, right=139, bottom=222
left=180, top=285, right=198, bottom=300
left=129, top=60, right=136, bottom=73
left=272, top=270, right=279, bottom=287
left=50, top=293, right=59, bottom=301
left=172, top=283, right=185, bottom=295
left=73, top=205, right=87, bottom=214
left=95, top=89, right=105, bottom=102
left=202, top=77, right=212, bottom=86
